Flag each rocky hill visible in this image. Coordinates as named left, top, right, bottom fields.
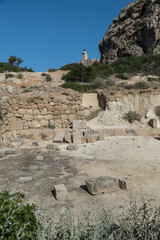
left=99, top=0, right=160, bottom=63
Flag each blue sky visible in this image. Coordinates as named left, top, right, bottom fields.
left=0, top=0, right=132, bottom=72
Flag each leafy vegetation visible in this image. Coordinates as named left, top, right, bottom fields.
left=61, top=82, right=95, bottom=92
left=41, top=73, right=52, bottom=82
left=125, top=81, right=149, bottom=89
left=0, top=191, right=37, bottom=240
left=48, top=68, right=57, bottom=72
left=36, top=196, right=160, bottom=240
left=1, top=190, right=160, bottom=240
left=0, top=62, right=34, bottom=73
left=60, top=63, right=78, bottom=70
left=63, top=55, right=160, bottom=88
left=123, top=111, right=141, bottom=123
left=155, top=106, right=160, bottom=117
left=5, top=73, right=14, bottom=79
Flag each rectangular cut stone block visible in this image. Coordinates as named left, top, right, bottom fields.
left=102, top=129, right=115, bottom=137
left=72, top=120, right=87, bottom=130
left=87, top=135, right=97, bottom=143
left=30, top=129, right=42, bottom=140
left=85, top=177, right=127, bottom=195
left=115, top=129, right=126, bottom=136
left=10, top=120, right=23, bottom=131
left=54, top=184, right=68, bottom=201
left=72, top=132, right=82, bottom=144
left=53, top=131, right=65, bottom=143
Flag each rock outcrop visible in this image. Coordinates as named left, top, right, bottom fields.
left=99, top=0, right=160, bottom=63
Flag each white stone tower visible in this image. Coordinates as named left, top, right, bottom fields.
left=82, top=49, right=88, bottom=61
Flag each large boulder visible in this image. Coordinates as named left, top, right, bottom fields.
left=85, top=176, right=127, bottom=195
left=99, top=0, right=160, bottom=63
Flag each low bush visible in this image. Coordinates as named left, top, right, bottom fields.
left=134, top=81, right=149, bottom=89
left=123, top=110, right=141, bottom=123
left=92, top=77, right=107, bottom=89
left=116, top=72, right=130, bottom=80
left=106, top=78, right=115, bottom=86
left=48, top=68, right=57, bottom=72
left=125, top=81, right=149, bottom=89
left=0, top=62, right=34, bottom=73
left=41, top=73, right=52, bottom=82
left=36, top=196, right=160, bottom=240
left=60, top=63, right=78, bottom=70
left=0, top=191, right=37, bottom=239
left=5, top=73, right=14, bottom=79
left=61, top=81, right=95, bottom=92
left=155, top=106, right=160, bottom=117
left=17, top=73, right=23, bottom=79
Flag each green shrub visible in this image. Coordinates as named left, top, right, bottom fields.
left=22, top=88, right=31, bottom=93
left=60, top=63, right=77, bottom=70
left=117, top=72, right=130, bottom=80
left=134, top=81, right=149, bottom=89
left=92, top=77, right=107, bottom=89
left=17, top=73, right=23, bottom=79
left=0, top=191, right=37, bottom=239
left=36, top=196, right=160, bottom=240
left=5, top=73, right=14, bottom=79
left=155, top=106, right=160, bottom=117
left=45, top=75, right=52, bottom=82
left=106, top=78, right=115, bottom=86
left=123, top=111, right=141, bottom=123
left=48, top=68, right=57, bottom=72
left=125, top=81, right=149, bottom=89
left=61, top=82, right=94, bottom=92
left=147, top=77, right=157, bottom=82
left=41, top=73, right=52, bottom=82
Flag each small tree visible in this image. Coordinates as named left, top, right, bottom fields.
left=8, top=56, right=23, bottom=67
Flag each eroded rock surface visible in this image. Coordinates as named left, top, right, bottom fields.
left=100, top=0, right=160, bottom=63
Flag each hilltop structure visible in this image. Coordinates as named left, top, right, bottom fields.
left=99, top=0, right=160, bottom=63
left=81, top=49, right=99, bottom=67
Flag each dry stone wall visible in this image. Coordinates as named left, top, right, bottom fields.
left=0, top=90, right=95, bottom=145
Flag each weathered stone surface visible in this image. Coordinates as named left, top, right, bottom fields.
left=11, top=138, right=24, bottom=149
left=6, top=85, right=14, bottom=94
left=99, top=0, right=160, bottom=63
left=53, top=131, right=65, bottom=143
left=87, top=135, right=97, bottom=143
left=85, top=177, right=127, bottom=195
left=54, top=184, right=68, bottom=201
left=9, top=120, right=23, bottom=131
left=72, top=132, right=82, bottom=144
left=67, top=143, right=78, bottom=151
left=72, top=120, right=87, bottom=130
left=46, top=144, right=59, bottom=150
left=28, top=165, right=39, bottom=171
left=17, top=177, right=33, bottom=182
left=36, top=155, right=44, bottom=161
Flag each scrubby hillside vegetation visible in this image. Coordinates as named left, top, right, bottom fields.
left=0, top=56, right=34, bottom=73
left=61, top=54, right=160, bottom=92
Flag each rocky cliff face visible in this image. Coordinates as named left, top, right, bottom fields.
left=99, top=0, right=160, bottom=63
